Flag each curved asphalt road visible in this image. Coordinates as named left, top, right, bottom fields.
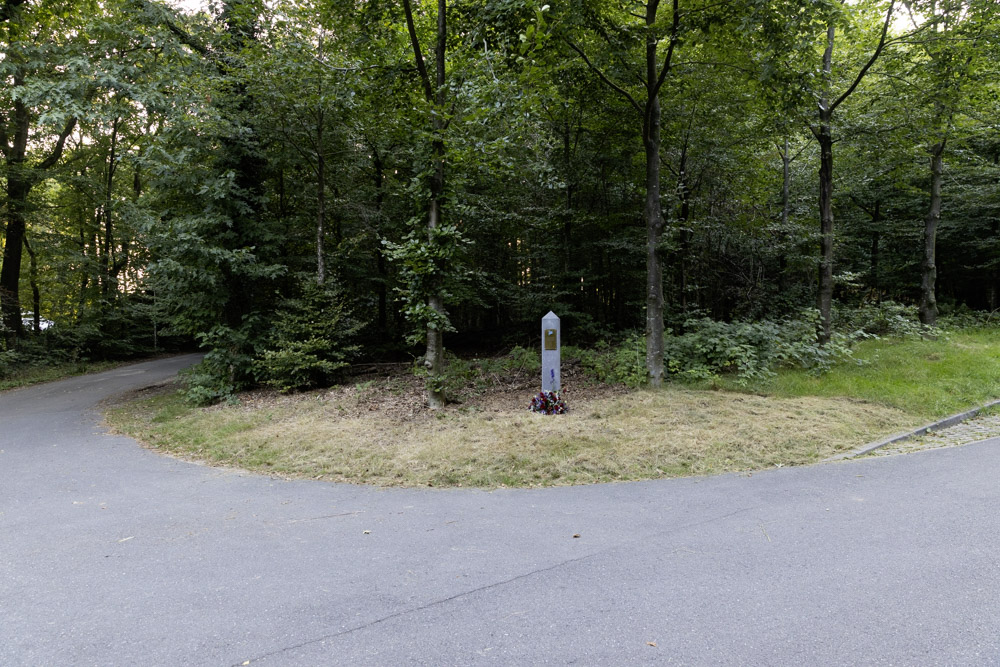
left=3, top=354, right=1000, bottom=666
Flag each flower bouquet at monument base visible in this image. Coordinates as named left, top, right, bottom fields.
left=529, top=390, right=566, bottom=415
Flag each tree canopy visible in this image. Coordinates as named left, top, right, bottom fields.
left=2, top=0, right=999, bottom=403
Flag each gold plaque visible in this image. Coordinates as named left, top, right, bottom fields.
left=544, top=328, right=557, bottom=350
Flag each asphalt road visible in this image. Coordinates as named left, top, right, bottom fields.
left=3, top=354, right=1000, bottom=666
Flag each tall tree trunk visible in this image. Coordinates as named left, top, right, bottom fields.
left=0, top=89, right=30, bottom=346
left=372, top=151, right=388, bottom=332
left=424, top=0, right=447, bottom=409
left=102, top=117, right=119, bottom=302
left=644, top=115, right=664, bottom=386
left=403, top=0, right=449, bottom=408
left=638, top=0, right=676, bottom=387
left=777, top=138, right=792, bottom=292
left=816, top=116, right=834, bottom=345
left=814, top=24, right=836, bottom=346
left=781, top=137, right=791, bottom=228
left=1, top=171, right=29, bottom=346
left=809, top=4, right=895, bottom=344
left=676, top=142, right=691, bottom=311
left=315, top=33, right=326, bottom=285
left=920, top=140, right=945, bottom=326
left=316, top=112, right=326, bottom=285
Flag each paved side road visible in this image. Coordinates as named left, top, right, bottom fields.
left=3, top=355, right=1000, bottom=666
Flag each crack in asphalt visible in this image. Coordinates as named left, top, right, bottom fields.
left=235, top=505, right=760, bottom=665
left=286, top=511, right=364, bottom=524
left=233, top=551, right=600, bottom=666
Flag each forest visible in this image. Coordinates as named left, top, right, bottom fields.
left=2, top=0, right=999, bottom=407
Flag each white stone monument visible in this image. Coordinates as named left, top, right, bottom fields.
left=541, top=311, right=560, bottom=393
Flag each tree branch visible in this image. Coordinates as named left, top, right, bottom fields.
left=831, top=0, right=896, bottom=112
left=138, top=0, right=211, bottom=58
left=650, top=0, right=680, bottom=101
left=36, top=117, right=78, bottom=171
left=565, top=40, right=642, bottom=115
left=402, top=0, right=435, bottom=103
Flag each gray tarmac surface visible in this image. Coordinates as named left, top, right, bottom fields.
left=3, top=354, right=1000, bottom=666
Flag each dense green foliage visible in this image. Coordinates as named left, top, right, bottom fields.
left=2, top=0, right=1000, bottom=401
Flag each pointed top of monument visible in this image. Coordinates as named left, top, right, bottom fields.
left=543, top=310, right=559, bottom=320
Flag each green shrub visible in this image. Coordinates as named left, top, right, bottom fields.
left=253, top=281, right=362, bottom=393
left=565, top=333, right=646, bottom=388
left=182, top=324, right=256, bottom=405
left=835, top=301, right=934, bottom=338
left=567, top=310, right=883, bottom=387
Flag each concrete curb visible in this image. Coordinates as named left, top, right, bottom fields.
left=825, top=398, right=1000, bottom=462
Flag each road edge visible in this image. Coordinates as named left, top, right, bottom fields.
left=825, top=398, right=1000, bottom=461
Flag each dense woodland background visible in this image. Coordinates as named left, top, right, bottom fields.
left=1, top=0, right=999, bottom=404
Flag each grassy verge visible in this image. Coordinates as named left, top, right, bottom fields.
left=0, top=359, right=124, bottom=392
left=104, top=328, right=1000, bottom=488
left=107, top=385, right=914, bottom=487
left=714, top=328, right=1000, bottom=419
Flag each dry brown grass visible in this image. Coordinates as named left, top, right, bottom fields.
left=106, top=376, right=917, bottom=488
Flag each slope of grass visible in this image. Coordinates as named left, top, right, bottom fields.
left=728, top=328, right=1000, bottom=419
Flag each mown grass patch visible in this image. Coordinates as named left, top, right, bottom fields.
left=105, top=329, right=1000, bottom=488
left=106, top=382, right=916, bottom=488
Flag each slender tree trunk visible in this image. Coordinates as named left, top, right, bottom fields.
left=0, top=92, right=30, bottom=345
left=920, top=140, right=945, bottom=326
left=315, top=33, right=326, bottom=285
left=640, top=0, right=672, bottom=387
left=562, top=120, right=573, bottom=279
left=1, top=172, right=29, bottom=345
left=774, top=139, right=792, bottom=293
left=423, top=0, right=448, bottom=409
left=23, top=234, right=38, bottom=332
left=102, top=117, right=119, bottom=302
left=643, top=99, right=665, bottom=386
left=676, top=143, right=691, bottom=311
left=814, top=24, right=836, bottom=346
left=372, top=152, right=388, bottom=332
left=816, top=117, right=834, bottom=344
left=870, top=200, right=881, bottom=301
left=316, top=112, right=326, bottom=285
left=781, top=138, right=791, bottom=228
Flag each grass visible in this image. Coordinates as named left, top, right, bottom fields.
left=718, top=328, right=1000, bottom=419
left=0, top=359, right=124, bottom=392
left=104, top=328, right=1000, bottom=489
